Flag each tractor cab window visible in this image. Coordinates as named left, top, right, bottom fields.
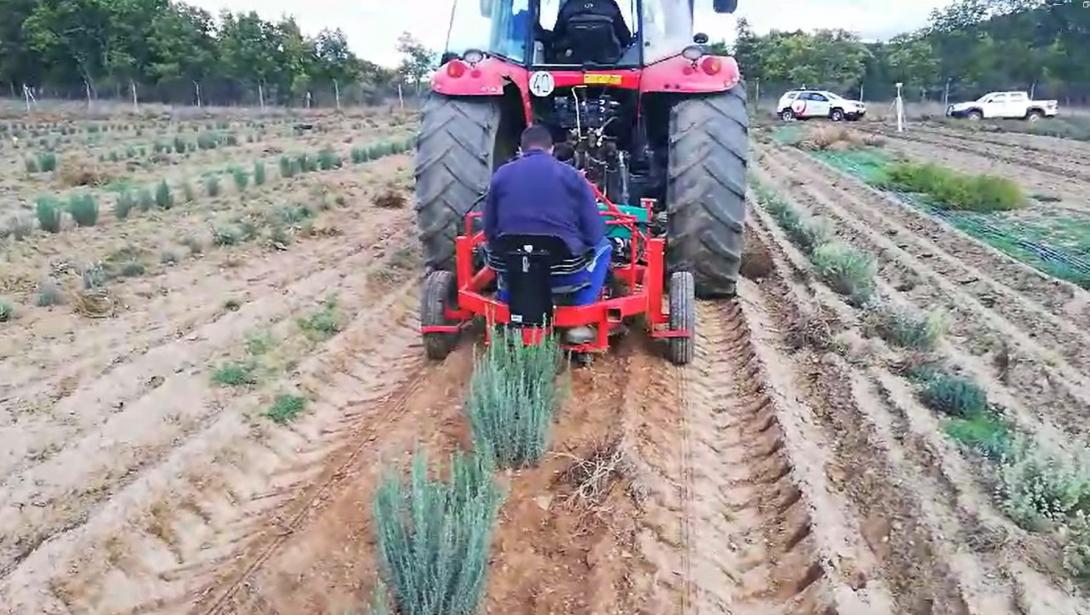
left=536, top=0, right=638, bottom=65
left=447, top=0, right=531, bottom=63
left=641, top=0, right=694, bottom=63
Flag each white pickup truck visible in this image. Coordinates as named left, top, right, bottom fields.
left=946, top=91, right=1059, bottom=121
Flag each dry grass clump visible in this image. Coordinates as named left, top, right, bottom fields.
left=59, top=158, right=110, bottom=187
left=799, top=126, right=864, bottom=151
left=374, top=188, right=407, bottom=209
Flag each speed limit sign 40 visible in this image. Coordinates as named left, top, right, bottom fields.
left=529, top=71, right=556, bottom=97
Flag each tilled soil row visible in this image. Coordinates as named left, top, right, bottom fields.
left=907, top=122, right=1090, bottom=166
left=0, top=274, right=431, bottom=614
left=759, top=147, right=1090, bottom=447
left=744, top=199, right=1088, bottom=613
left=865, top=123, right=1090, bottom=185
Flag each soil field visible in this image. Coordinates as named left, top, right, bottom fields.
left=4, top=110, right=1090, bottom=615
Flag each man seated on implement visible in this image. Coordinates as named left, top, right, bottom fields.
left=483, top=125, right=611, bottom=344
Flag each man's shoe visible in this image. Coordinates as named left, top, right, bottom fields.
left=566, top=325, right=596, bottom=344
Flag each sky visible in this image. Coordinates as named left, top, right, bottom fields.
left=188, top=0, right=956, bottom=67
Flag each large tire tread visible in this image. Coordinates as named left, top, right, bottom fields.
left=415, top=95, right=501, bottom=272
left=421, top=270, right=459, bottom=360
left=666, top=86, right=749, bottom=298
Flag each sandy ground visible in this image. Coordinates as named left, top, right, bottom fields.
left=4, top=114, right=1090, bottom=614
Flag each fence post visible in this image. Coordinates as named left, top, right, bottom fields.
left=258, top=82, right=265, bottom=110
left=334, top=79, right=341, bottom=110
left=755, top=78, right=760, bottom=113
left=194, top=80, right=202, bottom=108
left=895, top=82, right=905, bottom=133
left=130, top=80, right=138, bottom=113
left=943, top=78, right=951, bottom=110
left=306, top=91, right=312, bottom=109
left=398, top=83, right=405, bottom=110
left=84, top=79, right=92, bottom=112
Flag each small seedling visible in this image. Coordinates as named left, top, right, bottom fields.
left=297, top=296, right=340, bottom=339
left=232, top=167, right=249, bottom=191
left=223, top=298, right=241, bottom=311
left=317, top=147, right=342, bottom=171
left=0, top=300, right=14, bottom=322
left=246, top=331, right=274, bottom=355
left=279, top=155, right=294, bottom=178
left=182, top=180, right=195, bottom=202
left=174, top=136, right=188, bottom=154
left=811, top=242, right=876, bottom=306
left=114, top=191, right=136, bottom=220
left=944, top=412, right=1011, bottom=459
left=160, top=249, right=181, bottom=265
left=205, top=175, right=222, bottom=197
left=253, top=161, right=266, bottom=186
left=182, top=236, right=205, bottom=255
left=155, top=180, right=174, bottom=209
left=36, top=277, right=64, bottom=307
left=874, top=306, right=947, bottom=351
left=119, top=260, right=146, bottom=277
left=25, top=157, right=40, bottom=173
left=212, top=361, right=258, bottom=386
left=36, top=196, right=62, bottom=233
left=267, top=394, right=306, bottom=424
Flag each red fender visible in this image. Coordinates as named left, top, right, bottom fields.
left=640, top=55, right=741, bottom=95
left=431, top=57, right=531, bottom=119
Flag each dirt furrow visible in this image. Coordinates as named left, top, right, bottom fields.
left=0, top=233, right=420, bottom=590
left=759, top=148, right=1090, bottom=446
left=747, top=195, right=1084, bottom=612
left=0, top=279, right=429, bottom=614
left=864, top=123, right=1090, bottom=185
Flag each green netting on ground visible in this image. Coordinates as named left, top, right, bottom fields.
left=770, top=125, right=805, bottom=145
left=807, top=148, right=1090, bottom=289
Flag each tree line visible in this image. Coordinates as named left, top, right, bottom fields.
left=730, top=0, right=1090, bottom=103
left=0, top=0, right=437, bottom=106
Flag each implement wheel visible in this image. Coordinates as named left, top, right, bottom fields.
left=666, top=86, right=749, bottom=298
left=667, top=271, right=696, bottom=366
left=421, top=270, right=459, bottom=360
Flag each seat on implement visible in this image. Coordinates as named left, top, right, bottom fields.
left=487, top=234, right=592, bottom=327
left=552, top=14, right=623, bottom=64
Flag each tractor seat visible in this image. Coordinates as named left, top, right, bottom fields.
left=486, top=234, right=592, bottom=327
left=552, top=14, right=623, bottom=65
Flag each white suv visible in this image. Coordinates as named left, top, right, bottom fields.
left=777, top=90, right=866, bottom=122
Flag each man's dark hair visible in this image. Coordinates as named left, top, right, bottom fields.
left=520, top=125, right=553, bottom=151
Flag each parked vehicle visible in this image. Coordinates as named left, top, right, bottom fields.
left=777, top=90, right=866, bottom=122
left=946, top=91, right=1059, bottom=121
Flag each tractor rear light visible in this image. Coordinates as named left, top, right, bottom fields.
left=701, top=57, right=722, bottom=75
left=446, top=61, right=468, bottom=78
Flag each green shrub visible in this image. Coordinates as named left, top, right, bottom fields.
left=125, top=145, right=138, bottom=158
left=253, top=161, right=267, bottom=186
left=25, top=157, right=39, bottom=173
left=811, top=242, right=876, bottom=305
left=225, top=133, right=239, bottom=146
left=108, top=151, right=120, bottom=163
left=997, top=439, right=1090, bottom=529
left=1063, top=513, right=1090, bottom=579
left=878, top=162, right=1025, bottom=212
left=279, top=155, right=294, bottom=178
left=155, top=180, right=174, bottom=209
left=297, top=296, right=340, bottom=339
left=67, top=193, right=99, bottom=227
left=277, top=204, right=312, bottom=226
left=368, top=142, right=392, bottom=159
left=213, top=225, right=241, bottom=246
left=160, top=249, right=181, bottom=265
left=0, top=300, right=14, bottom=322
left=267, top=394, right=306, bottom=424
left=232, top=167, right=249, bottom=191
left=373, top=449, right=502, bottom=615
left=36, top=196, right=62, bottom=233
left=239, top=221, right=258, bottom=241
left=351, top=147, right=368, bottom=164
left=205, top=175, right=222, bottom=197
left=114, top=191, right=136, bottom=220
left=197, top=132, right=219, bottom=150
left=182, top=180, right=195, bottom=203
left=944, top=412, right=1011, bottom=459
left=81, top=263, right=107, bottom=289
left=468, top=329, right=561, bottom=468
left=874, top=306, right=947, bottom=351
left=174, top=136, right=188, bottom=153
left=246, top=331, right=274, bottom=355
left=212, top=361, right=258, bottom=386
left=920, top=373, right=987, bottom=417
left=317, top=147, right=342, bottom=170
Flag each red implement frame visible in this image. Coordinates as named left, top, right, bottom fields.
left=419, top=182, right=689, bottom=353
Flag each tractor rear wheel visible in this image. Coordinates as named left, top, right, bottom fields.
left=668, top=271, right=696, bottom=365
left=666, top=86, right=748, bottom=298
left=415, top=95, right=502, bottom=272
left=421, top=270, right=459, bottom=360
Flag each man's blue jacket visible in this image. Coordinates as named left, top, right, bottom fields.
left=483, top=149, right=606, bottom=256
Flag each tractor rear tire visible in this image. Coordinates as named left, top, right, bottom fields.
left=421, top=270, right=459, bottom=360
left=415, top=95, right=502, bottom=272
left=666, top=86, right=748, bottom=298
left=668, top=271, right=696, bottom=366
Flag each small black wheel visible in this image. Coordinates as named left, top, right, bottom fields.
left=830, top=108, right=845, bottom=122
left=668, top=271, right=696, bottom=365
left=1027, top=110, right=1043, bottom=122
left=421, top=270, right=458, bottom=360
left=968, top=110, right=983, bottom=121
left=780, top=109, right=795, bottom=121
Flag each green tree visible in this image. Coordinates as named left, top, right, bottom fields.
left=396, top=32, right=435, bottom=95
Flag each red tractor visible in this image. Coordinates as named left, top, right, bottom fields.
left=416, top=0, right=747, bottom=363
